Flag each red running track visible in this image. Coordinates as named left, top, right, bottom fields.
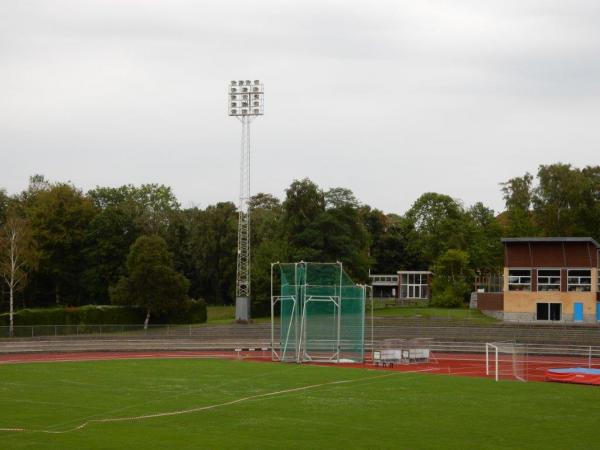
left=1, top=351, right=598, bottom=383
left=322, top=353, right=600, bottom=383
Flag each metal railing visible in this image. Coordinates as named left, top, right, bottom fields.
left=365, top=340, right=600, bottom=362
left=0, top=324, right=198, bottom=339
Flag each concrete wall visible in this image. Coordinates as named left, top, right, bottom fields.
left=480, top=310, right=504, bottom=320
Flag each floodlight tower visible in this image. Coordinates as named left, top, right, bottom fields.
left=228, top=79, right=264, bottom=321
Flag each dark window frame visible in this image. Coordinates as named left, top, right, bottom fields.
left=537, top=269, right=561, bottom=292
left=536, top=302, right=562, bottom=321
left=567, top=269, right=592, bottom=292
left=508, top=269, right=531, bottom=291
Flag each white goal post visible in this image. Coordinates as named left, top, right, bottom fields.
left=486, top=342, right=528, bottom=382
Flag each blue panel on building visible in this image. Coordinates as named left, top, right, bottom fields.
left=574, top=303, right=584, bottom=322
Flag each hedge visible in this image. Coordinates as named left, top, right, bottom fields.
left=0, top=300, right=207, bottom=327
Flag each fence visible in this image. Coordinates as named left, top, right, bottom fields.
left=0, top=324, right=198, bottom=339
left=2, top=318, right=600, bottom=342
left=474, top=275, right=503, bottom=293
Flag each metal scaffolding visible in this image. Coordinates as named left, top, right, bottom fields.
left=236, top=115, right=251, bottom=300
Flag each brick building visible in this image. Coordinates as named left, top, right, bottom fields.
left=477, top=237, right=599, bottom=323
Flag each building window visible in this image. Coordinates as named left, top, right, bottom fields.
left=537, top=269, right=561, bottom=291
left=567, top=269, right=591, bottom=292
left=400, top=273, right=429, bottom=299
left=536, top=302, right=561, bottom=321
left=508, top=269, right=531, bottom=291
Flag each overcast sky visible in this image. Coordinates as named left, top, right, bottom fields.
left=2, top=0, right=599, bottom=213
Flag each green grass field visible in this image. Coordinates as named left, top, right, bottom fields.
left=207, top=304, right=497, bottom=324
left=368, top=305, right=498, bottom=322
left=1, top=359, right=599, bottom=449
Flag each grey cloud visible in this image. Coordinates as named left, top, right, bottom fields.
left=1, top=0, right=599, bottom=214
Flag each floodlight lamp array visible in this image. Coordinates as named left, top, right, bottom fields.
left=229, top=80, right=264, bottom=116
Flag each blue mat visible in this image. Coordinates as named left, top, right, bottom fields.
left=547, top=367, right=600, bottom=375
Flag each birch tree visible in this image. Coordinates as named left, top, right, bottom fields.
left=0, top=212, right=37, bottom=336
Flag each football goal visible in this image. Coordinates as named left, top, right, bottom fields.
left=486, top=342, right=528, bottom=382
left=270, top=262, right=365, bottom=364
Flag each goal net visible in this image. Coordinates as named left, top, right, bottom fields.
left=486, top=342, right=528, bottom=382
left=271, top=262, right=365, bottom=364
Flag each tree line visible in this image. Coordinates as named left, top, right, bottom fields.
left=1, top=163, right=599, bottom=316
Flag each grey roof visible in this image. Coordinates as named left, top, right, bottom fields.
left=501, top=237, right=600, bottom=248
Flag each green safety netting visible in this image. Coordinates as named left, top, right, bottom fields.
left=275, top=262, right=365, bottom=363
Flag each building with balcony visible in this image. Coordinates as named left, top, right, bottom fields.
left=369, top=271, right=432, bottom=303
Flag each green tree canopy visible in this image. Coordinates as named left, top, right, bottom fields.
left=464, top=202, right=503, bottom=274
left=404, top=192, right=468, bottom=265
left=25, top=182, right=96, bottom=306
left=249, top=193, right=286, bottom=312
left=186, top=202, right=237, bottom=304
left=533, top=164, right=591, bottom=237
left=500, top=173, right=536, bottom=236
left=282, top=178, right=325, bottom=238
left=430, top=249, right=472, bottom=308
left=82, top=206, right=139, bottom=304
left=325, top=187, right=359, bottom=209
left=88, top=184, right=180, bottom=234
left=3, top=164, right=600, bottom=316
left=110, top=235, right=190, bottom=328
left=500, top=164, right=600, bottom=242
left=282, top=180, right=370, bottom=281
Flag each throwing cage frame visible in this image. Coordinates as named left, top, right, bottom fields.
left=271, top=262, right=365, bottom=364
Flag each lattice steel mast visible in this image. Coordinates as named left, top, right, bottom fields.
left=228, top=80, right=264, bottom=321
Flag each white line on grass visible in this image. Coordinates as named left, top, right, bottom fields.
left=0, top=371, right=410, bottom=434
left=40, top=360, right=298, bottom=431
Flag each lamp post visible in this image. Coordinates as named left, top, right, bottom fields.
left=228, top=80, right=264, bottom=321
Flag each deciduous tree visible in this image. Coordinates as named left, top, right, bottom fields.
left=110, top=235, right=189, bottom=329
left=404, top=193, right=468, bottom=265
left=430, top=249, right=472, bottom=308
left=0, top=209, right=38, bottom=335
left=500, top=173, right=536, bottom=236
left=26, top=183, right=96, bottom=306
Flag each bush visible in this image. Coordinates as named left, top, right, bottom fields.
left=430, top=249, right=473, bottom=308
left=0, top=301, right=207, bottom=327
left=251, top=297, right=271, bottom=318
left=430, top=280, right=470, bottom=308
left=163, top=299, right=207, bottom=324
